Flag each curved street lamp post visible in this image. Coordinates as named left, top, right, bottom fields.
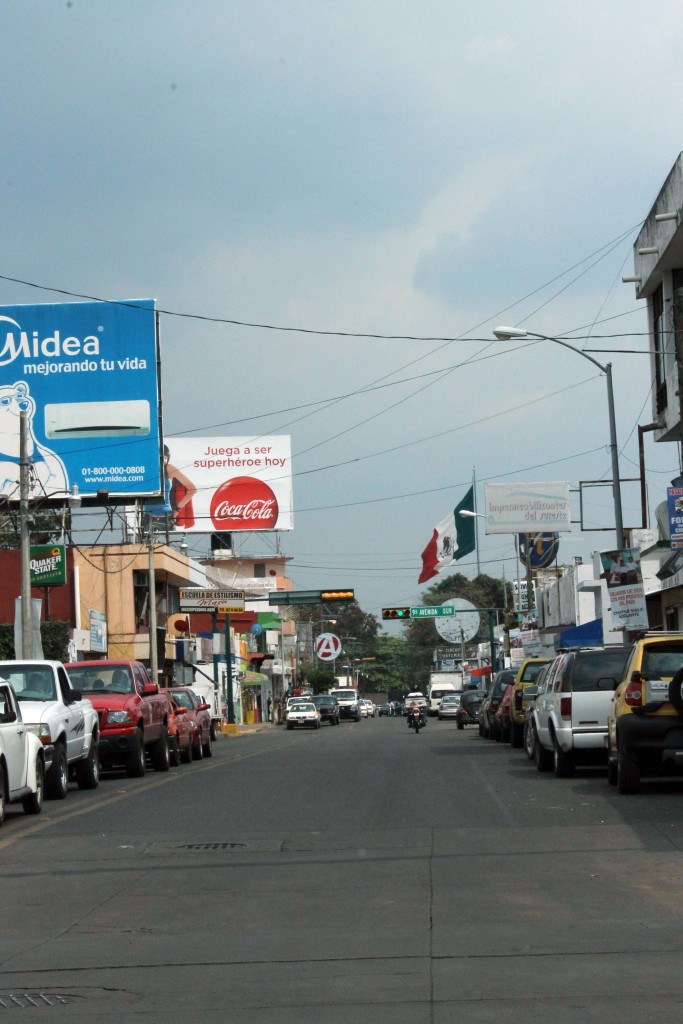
left=493, top=327, right=624, bottom=549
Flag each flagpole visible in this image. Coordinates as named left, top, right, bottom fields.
left=472, top=468, right=480, bottom=576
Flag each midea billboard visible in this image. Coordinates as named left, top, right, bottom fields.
left=0, top=299, right=162, bottom=501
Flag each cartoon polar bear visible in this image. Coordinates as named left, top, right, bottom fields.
left=0, top=381, right=68, bottom=498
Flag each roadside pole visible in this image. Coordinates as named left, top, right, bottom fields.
left=20, top=411, right=32, bottom=658
left=224, top=613, right=238, bottom=732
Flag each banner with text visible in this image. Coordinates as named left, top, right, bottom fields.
left=484, top=482, right=571, bottom=533
left=599, top=548, right=649, bottom=632
left=162, top=436, right=293, bottom=532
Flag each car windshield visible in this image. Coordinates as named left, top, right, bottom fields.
left=292, top=703, right=315, bottom=712
left=170, top=691, right=194, bottom=710
left=3, top=665, right=56, bottom=701
left=520, top=662, right=550, bottom=682
left=67, top=665, right=135, bottom=694
left=330, top=692, right=355, bottom=701
left=641, top=643, right=683, bottom=679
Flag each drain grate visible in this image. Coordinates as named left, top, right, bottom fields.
left=0, top=992, right=86, bottom=1009
left=181, top=842, right=247, bottom=851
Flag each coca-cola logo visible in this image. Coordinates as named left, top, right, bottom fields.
left=210, top=476, right=279, bottom=531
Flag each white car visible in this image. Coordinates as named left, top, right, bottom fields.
left=362, top=700, right=376, bottom=717
left=0, top=661, right=100, bottom=800
left=286, top=702, right=321, bottom=730
left=0, top=681, right=45, bottom=824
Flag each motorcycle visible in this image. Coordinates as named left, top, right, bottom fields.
left=408, top=706, right=425, bottom=733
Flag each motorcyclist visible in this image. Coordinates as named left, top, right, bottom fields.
left=406, top=699, right=426, bottom=727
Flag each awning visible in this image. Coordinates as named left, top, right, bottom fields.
left=555, top=618, right=603, bottom=650
left=242, top=671, right=269, bottom=686
left=470, top=666, right=492, bottom=677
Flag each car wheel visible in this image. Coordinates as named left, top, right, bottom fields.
left=181, top=738, right=193, bottom=763
left=534, top=735, right=553, bottom=772
left=456, top=721, right=464, bottom=730
left=478, top=721, right=484, bottom=737
left=75, top=737, right=100, bottom=790
left=46, top=743, right=68, bottom=799
left=524, top=721, right=536, bottom=761
left=22, top=756, right=44, bottom=815
left=510, top=721, right=524, bottom=749
left=286, top=723, right=294, bottom=730
left=169, top=735, right=180, bottom=768
left=210, top=721, right=218, bottom=742
left=617, top=738, right=641, bottom=794
left=152, top=728, right=170, bottom=772
left=553, top=738, right=575, bottom=778
left=0, top=769, right=5, bottom=826
left=193, top=736, right=204, bottom=761
left=668, top=667, right=683, bottom=716
left=202, top=731, right=213, bottom=758
left=607, top=754, right=618, bottom=786
left=126, top=730, right=146, bottom=778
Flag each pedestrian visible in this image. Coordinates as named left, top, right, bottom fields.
left=267, top=696, right=273, bottom=722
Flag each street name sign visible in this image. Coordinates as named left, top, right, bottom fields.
left=410, top=606, right=456, bottom=618
left=180, top=588, right=245, bottom=613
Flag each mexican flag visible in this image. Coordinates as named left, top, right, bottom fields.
left=418, top=487, right=476, bottom=584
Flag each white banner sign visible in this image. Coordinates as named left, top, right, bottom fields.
left=484, top=482, right=571, bottom=533
left=599, top=548, right=649, bottom=632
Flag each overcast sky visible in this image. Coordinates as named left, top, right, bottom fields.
left=4, top=1, right=683, bottom=622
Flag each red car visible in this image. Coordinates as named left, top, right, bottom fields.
left=164, top=687, right=212, bottom=759
left=163, top=693, right=195, bottom=766
left=493, top=684, right=514, bottom=743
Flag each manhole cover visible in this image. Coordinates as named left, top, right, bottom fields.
left=0, top=992, right=86, bottom=1009
left=181, top=842, right=247, bottom=850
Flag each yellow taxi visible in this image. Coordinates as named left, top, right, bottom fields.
left=607, top=632, right=683, bottom=794
left=508, top=656, right=553, bottom=747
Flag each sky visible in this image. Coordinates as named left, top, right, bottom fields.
left=4, top=0, right=683, bottom=626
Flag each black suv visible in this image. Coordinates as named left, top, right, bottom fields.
left=312, top=695, right=340, bottom=726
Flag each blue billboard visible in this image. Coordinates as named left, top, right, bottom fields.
left=0, top=299, right=162, bottom=501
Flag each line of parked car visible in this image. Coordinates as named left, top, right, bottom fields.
left=0, top=657, right=215, bottom=827
left=470, top=631, right=683, bottom=794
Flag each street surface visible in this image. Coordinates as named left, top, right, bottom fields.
left=2, top=717, right=683, bottom=1021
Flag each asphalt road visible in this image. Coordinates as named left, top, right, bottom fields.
left=2, top=715, right=683, bottom=1022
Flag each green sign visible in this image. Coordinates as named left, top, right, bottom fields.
left=410, top=605, right=456, bottom=618
left=30, top=544, right=67, bottom=586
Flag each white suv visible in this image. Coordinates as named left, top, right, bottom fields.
left=329, top=689, right=361, bottom=722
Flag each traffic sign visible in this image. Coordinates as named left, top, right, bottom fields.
left=180, top=588, right=245, bottom=612
left=410, top=606, right=456, bottom=618
left=315, top=633, right=342, bottom=661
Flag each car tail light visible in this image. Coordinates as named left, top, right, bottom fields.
left=560, top=696, right=572, bottom=718
left=514, top=690, right=523, bottom=711
left=624, top=674, right=643, bottom=707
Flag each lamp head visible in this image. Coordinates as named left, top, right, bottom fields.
left=493, top=325, right=529, bottom=341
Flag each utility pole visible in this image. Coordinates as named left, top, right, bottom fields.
left=147, top=519, right=158, bottom=684
left=20, top=411, right=32, bottom=658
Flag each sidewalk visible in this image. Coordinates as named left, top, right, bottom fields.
left=217, top=721, right=277, bottom=738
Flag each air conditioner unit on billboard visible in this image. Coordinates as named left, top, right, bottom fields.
left=44, top=399, right=151, bottom=439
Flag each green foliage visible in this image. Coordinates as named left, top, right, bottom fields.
left=0, top=510, right=64, bottom=548
left=362, top=634, right=426, bottom=696
left=0, top=621, right=70, bottom=662
left=298, top=661, right=337, bottom=694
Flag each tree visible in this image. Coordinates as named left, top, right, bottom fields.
left=362, top=634, right=429, bottom=697
left=297, top=661, right=337, bottom=694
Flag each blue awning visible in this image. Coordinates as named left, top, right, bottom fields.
left=555, top=618, right=603, bottom=650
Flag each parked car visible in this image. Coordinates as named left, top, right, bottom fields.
left=359, top=699, right=369, bottom=718
left=378, top=703, right=393, bottom=716
left=607, top=632, right=683, bottom=793
left=438, top=694, right=461, bottom=720
left=455, top=689, right=486, bottom=729
left=66, top=659, right=170, bottom=778
left=532, top=646, right=630, bottom=776
left=508, top=657, right=553, bottom=747
left=0, top=680, right=45, bottom=824
left=493, top=684, right=514, bottom=742
left=162, top=692, right=195, bottom=766
left=286, top=702, right=321, bottom=730
left=164, top=687, right=212, bottom=759
left=362, top=700, right=376, bottom=717
left=1, top=660, right=100, bottom=799
left=312, top=695, right=340, bottom=726
left=523, top=663, right=553, bottom=760
left=479, top=671, right=515, bottom=739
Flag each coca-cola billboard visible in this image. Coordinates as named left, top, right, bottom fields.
left=162, top=436, right=293, bottom=533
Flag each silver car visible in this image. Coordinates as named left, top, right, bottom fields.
left=438, top=694, right=461, bottom=720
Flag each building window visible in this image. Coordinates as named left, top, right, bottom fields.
left=665, top=606, right=679, bottom=631
left=673, top=269, right=683, bottom=362
left=653, top=284, right=667, bottom=413
left=253, top=563, right=266, bottom=578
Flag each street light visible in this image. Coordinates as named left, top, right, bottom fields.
left=493, top=326, right=624, bottom=548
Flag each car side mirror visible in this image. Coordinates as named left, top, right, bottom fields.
left=0, top=710, right=17, bottom=724
left=143, top=682, right=159, bottom=695
left=175, top=706, right=187, bottom=715
left=67, top=688, right=82, bottom=703
left=197, top=702, right=210, bottom=711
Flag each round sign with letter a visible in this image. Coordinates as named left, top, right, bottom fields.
left=315, top=633, right=342, bottom=661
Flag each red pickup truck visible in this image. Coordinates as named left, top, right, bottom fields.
left=65, top=660, right=170, bottom=776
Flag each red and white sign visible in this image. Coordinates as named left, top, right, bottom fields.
left=315, top=633, right=342, bottom=661
left=163, top=436, right=293, bottom=534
